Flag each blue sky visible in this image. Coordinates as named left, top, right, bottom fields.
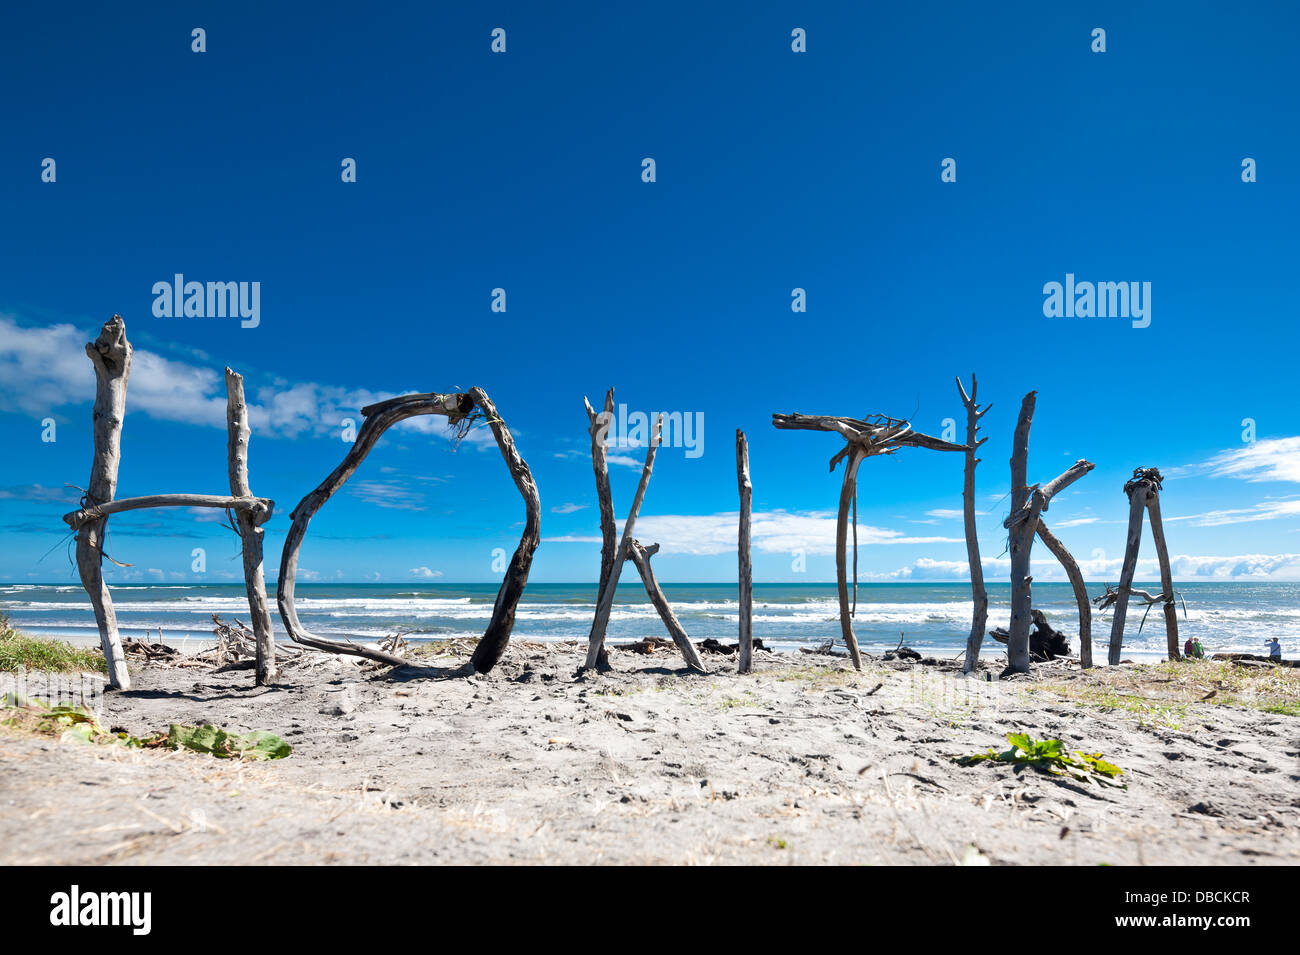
left=1, top=1, right=1298, bottom=585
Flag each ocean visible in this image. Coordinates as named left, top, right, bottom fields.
left=2, top=581, right=1296, bottom=661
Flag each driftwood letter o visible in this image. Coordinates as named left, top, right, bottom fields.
left=277, top=388, right=540, bottom=673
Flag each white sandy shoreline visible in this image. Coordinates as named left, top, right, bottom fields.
left=2, top=642, right=1296, bottom=865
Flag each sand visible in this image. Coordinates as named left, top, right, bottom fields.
left=2, top=642, right=1298, bottom=865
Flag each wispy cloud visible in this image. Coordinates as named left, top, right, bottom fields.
left=904, top=552, right=1300, bottom=581
left=1202, top=436, right=1300, bottom=484
left=925, top=507, right=987, bottom=519
left=409, top=566, right=443, bottom=579
left=1165, top=498, right=1300, bottom=527
left=0, top=483, right=81, bottom=504
left=550, top=502, right=587, bottom=514
left=349, top=479, right=429, bottom=511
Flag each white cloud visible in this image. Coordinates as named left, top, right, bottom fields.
left=0, top=316, right=497, bottom=446
left=1203, top=436, right=1300, bottom=484
left=551, top=502, right=587, bottom=514
left=607, top=454, right=642, bottom=469
left=1055, top=516, right=1099, bottom=527
left=409, top=566, right=443, bottom=579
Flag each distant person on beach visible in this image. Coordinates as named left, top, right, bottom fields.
left=1265, top=638, right=1282, bottom=662
left=1184, top=637, right=1194, bottom=659
left=1193, top=639, right=1205, bottom=659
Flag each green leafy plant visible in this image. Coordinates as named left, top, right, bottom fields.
left=2, top=693, right=290, bottom=759
left=165, top=723, right=291, bottom=760
left=957, top=732, right=1124, bottom=785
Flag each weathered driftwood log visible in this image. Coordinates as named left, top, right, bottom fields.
left=835, top=446, right=869, bottom=669
left=956, top=375, right=991, bottom=673
left=1144, top=478, right=1180, bottom=660
left=1003, top=392, right=1095, bottom=674
left=225, top=369, right=277, bottom=686
left=1095, top=583, right=1171, bottom=612
left=277, top=388, right=539, bottom=672
left=1005, top=393, right=1036, bottom=675
left=74, top=316, right=133, bottom=689
left=466, top=387, right=542, bottom=672
left=773, top=411, right=967, bottom=671
left=583, top=390, right=617, bottom=665
left=626, top=540, right=707, bottom=673
left=583, top=414, right=663, bottom=670
left=64, top=494, right=271, bottom=530
left=736, top=429, right=754, bottom=674
left=1106, top=468, right=1175, bottom=664
left=1035, top=520, right=1092, bottom=668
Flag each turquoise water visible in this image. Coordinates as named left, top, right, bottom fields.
left=2, top=581, right=1295, bottom=661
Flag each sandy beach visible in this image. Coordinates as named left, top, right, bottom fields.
left=2, top=641, right=1297, bottom=865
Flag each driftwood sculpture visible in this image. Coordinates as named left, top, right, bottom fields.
left=736, top=429, right=754, bottom=673
left=1103, top=467, right=1179, bottom=664
left=955, top=375, right=992, bottom=673
left=278, top=388, right=540, bottom=673
left=582, top=390, right=705, bottom=673
left=63, top=317, right=276, bottom=688
left=999, top=392, right=1094, bottom=674
left=771, top=410, right=967, bottom=669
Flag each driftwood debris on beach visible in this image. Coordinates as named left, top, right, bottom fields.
left=771, top=410, right=967, bottom=670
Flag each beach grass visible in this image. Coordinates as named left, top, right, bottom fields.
left=1031, top=658, right=1300, bottom=718
left=0, top=615, right=106, bottom=674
